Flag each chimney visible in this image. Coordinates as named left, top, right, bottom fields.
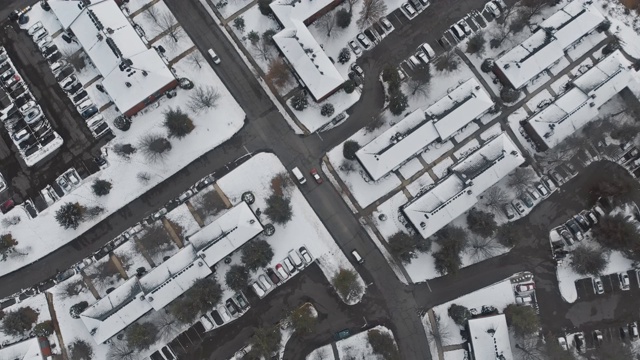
left=125, top=82, right=132, bottom=88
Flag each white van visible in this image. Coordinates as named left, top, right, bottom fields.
left=259, top=274, right=272, bottom=291
left=351, top=249, right=364, bottom=264
left=200, top=315, right=214, bottom=331
left=289, top=250, right=304, bottom=268
left=408, top=55, right=420, bottom=68
left=208, top=49, right=221, bottom=64
left=251, top=282, right=265, bottom=297
left=420, top=43, right=436, bottom=59
left=292, top=167, right=306, bottom=184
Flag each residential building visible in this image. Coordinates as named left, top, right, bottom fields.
left=80, top=277, right=153, bottom=344
left=49, top=0, right=178, bottom=117
left=188, top=201, right=264, bottom=267
left=467, top=314, right=514, bottom=360
left=493, top=1, right=604, bottom=89
left=270, top=0, right=344, bottom=102
left=0, top=336, right=51, bottom=359
left=356, top=78, right=493, bottom=181
left=523, top=50, right=639, bottom=150
left=403, top=133, right=525, bottom=239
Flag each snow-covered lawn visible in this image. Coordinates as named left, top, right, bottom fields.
left=165, top=203, right=202, bottom=239
left=229, top=4, right=281, bottom=74
left=0, top=25, right=245, bottom=277
left=525, top=89, right=553, bottom=112
left=83, top=256, right=126, bottom=298
left=112, top=240, right=153, bottom=278
left=289, top=90, right=361, bottom=133
left=421, top=141, right=455, bottom=164
left=398, top=158, right=424, bottom=179
left=0, top=293, right=52, bottom=346
left=423, top=277, right=517, bottom=347
left=453, top=139, right=480, bottom=160
left=405, top=172, right=435, bottom=197
left=480, top=123, right=502, bottom=141
left=216, top=0, right=254, bottom=19
left=370, top=191, right=410, bottom=242
left=155, top=28, right=195, bottom=61
left=216, top=153, right=366, bottom=304
left=335, top=326, right=398, bottom=360
left=432, top=157, right=454, bottom=179
left=130, top=0, right=176, bottom=40
left=453, top=122, right=480, bottom=143
left=443, top=349, right=469, bottom=360
left=306, top=344, right=335, bottom=360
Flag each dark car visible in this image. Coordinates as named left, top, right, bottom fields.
left=573, top=214, right=590, bottom=230
left=266, top=268, right=280, bottom=285
left=46, top=52, right=62, bottom=64
left=234, top=293, right=249, bottom=310
left=1, top=199, right=15, bottom=214
left=209, top=310, right=223, bottom=325
left=81, top=106, right=98, bottom=119
left=566, top=221, right=583, bottom=241
left=65, top=82, right=82, bottom=95
left=334, top=329, right=351, bottom=340
left=91, top=122, right=110, bottom=137
left=72, top=90, right=88, bottom=104
left=55, top=67, right=74, bottom=82
left=225, top=299, right=239, bottom=316
left=42, top=44, right=58, bottom=57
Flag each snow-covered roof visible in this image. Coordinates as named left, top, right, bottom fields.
left=51, top=0, right=175, bottom=115
left=468, top=314, right=513, bottom=360
left=356, top=78, right=493, bottom=181
left=403, top=133, right=524, bottom=239
left=80, top=277, right=152, bottom=344
left=0, top=337, right=45, bottom=360
left=139, top=244, right=212, bottom=310
left=270, top=0, right=344, bottom=101
left=356, top=109, right=438, bottom=181
left=427, top=78, right=493, bottom=140
left=495, top=2, right=603, bottom=89
left=189, top=201, right=264, bottom=267
left=526, top=51, right=637, bottom=149
left=273, top=21, right=344, bottom=101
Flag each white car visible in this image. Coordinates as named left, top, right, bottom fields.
left=402, top=3, right=417, bottom=18
left=0, top=173, right=6, bottom=193
left=420, top=43, right=436, bottom=59
left=32, top=28, right=49, bottom=43
left=619, top=272, right=630, bottom=290
left=28, top=21, right=44, bottom=36
left=417, top=52, right=429, bottom=64
left=487, top=1, right=501, bottom=17
left=356, top=33, right=371, bottom=49
left=558, top=337, right=568, bottom=351
left=593, top=277, right=604, bottom=294
left=380, top=17, right=394, bottom=33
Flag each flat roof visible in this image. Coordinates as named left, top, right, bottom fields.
left=428, top=78, right=493, bottom=139
left=495, top=2, right=603, bottom=89
left=468, top=314, right=513, bottom=360
left=527, top=51, right=635, bottom=149
left=356, top=109, right=438, bottom=181
left=139, top=244, right=212, bottom=310
left=403, top=133, right=524, bottom=239
left=189, top=202, right=264, bottom=267
left=80, top=277, right=152, bottom=344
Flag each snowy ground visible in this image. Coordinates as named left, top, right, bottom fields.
left=165, top=203, right=202, bottom=238
left=289, top=90, right=361, bottom=133
left=112, top=240, right=153, bottom=278
left=216, top=0, right=254, bottom=19
left=306, top=343, right=335, bottom=360
left=0, top=293, right=53, bottom=347
left=422, top=277, right=517, bottom=347
left=130, top=0, right=175, bottom=41
left=216, top=153, right=366, bottom=304
left=83, top=255, right=126, bottom=298
left=0, top=5, right=245, bottom=277
left=335, top=326, right=398, bottom=360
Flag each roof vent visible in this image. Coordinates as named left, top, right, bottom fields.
left=420, top=221, right=426, bottom=228
left=590, top=94, right=596, bottom=98
left=589, top=102, right=595, bottom=107
left=125, top=82, right=132, bottom=88
left=97, top=33, right=103, bottom=41
left=249, top=219, right=255, bottom=224
left=106, top=28, right=114, bottom=35
left=148, top=296, right=154, bottom=301
left=197, top=261, right=204, bottom=266
left=142, top=70, right=148, bottom=76
left=139, top=295, right=145, bottom=301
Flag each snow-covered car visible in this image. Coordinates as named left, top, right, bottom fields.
left=76, top=99, right=94, bottom=114
left=177, top=189, right=194, bottom=203
left=521, top=193, right=534, bottom=208
left=0, top=173, right=6, bottom=193
left=619, top=272, right=630, bottom=290
left=32, top=28, right=49, bottom=43
left=351, top=63, right=364, bottom=77
left=397, top=68, right=406, bottom=81
left=310, top=168, right=323, bottom=184
left=36, top=36, right=53, bottom=51
left=18, top=100, right=36, bottom=114
left=152, top=208, right=168, bottom=220
left=65, top=170, right=81, bottom=185
left=402, top=3, right=417, bottom=18
left=557, top=337, right=568, bottom=350
left=511, top=199, right=525, bottom=214
left=593, top=277, right=604, bottom=294
left=11, top=129, right=30, bottom=144
left=57, top=176, right=72, bottom=193
left=503, top=204, right=516, bottom=219
left=535, top=182, right=548, bottom=197
left=516, top=283, right=535, bottom=293
left=417, top=51, right=429, bottom=64
left=356, top=33, right=371, bottom=49
left=380, top=17, right=394, bottom=33
left=28, top=21, right=44, bottom=36
left=420, top=43, right=436, bottom=59
left=348, top=41, right=362, bottom=56
left=123, top=224, right=144, bottom=239
left=487, top=1, right=501, bottom=17
left=23, top=107, right=43, bottom=124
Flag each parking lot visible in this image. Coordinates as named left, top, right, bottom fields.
left=575, top=270, right=640, bottom=301
left=0, top=18, right=112, bottom=208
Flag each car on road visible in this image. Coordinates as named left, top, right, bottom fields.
left=565, top=221, right=583, bottom=241
left=593, top=330, right=603, bottom=345
left=356, top=33, right=371, bottom=49
left=593, top=277, right=604, bottom=294
left=557, top=336, right=567, bottom=351
left=487, top=1, right=501, bottom=17
left=619, top=272, right=630, bottom=290
left=348, top=41, right=362, bottom=56
left=309, top=168, right=323, bottom=184
left=380, top=17, right=394, bottom=33
left=516, top=283, right=535, bottom=293
left=512, top=199, right=525, bottom=214
left=402, top=3, right=417, bottom=18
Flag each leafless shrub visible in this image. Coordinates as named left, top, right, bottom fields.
left=188, top=86, right=221, bottom=113
left=139, top=133, right=172, bottom=163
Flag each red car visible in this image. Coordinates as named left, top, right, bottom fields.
left=1, top=199, right=15, bottom=214
left=310, top=168, right=323, bottom=184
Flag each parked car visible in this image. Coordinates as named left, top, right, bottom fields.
left=217, top=305, right=231, bottom=322
left=152, top=208, right=167, bottom=220
left=177, top=189, right=194, bottom=203
left=299, top=247, right=313, bottom=264
left=549, top=169, right=564, bottom=185
left=516, top=283, right=535, bottom=293
left=420, top=43, right=436, bottom=58
left=581, top=210, right=598, bottom=225
left=266, top=268, right=280, bottom=285
left=81, top=106, right=98, bottom=119
left=574, top=333, right=585, bottom=353
left=283, top=257, right=296, bottom=274
left=57, top=176, right=72, bottom=193
left=380, top=17, right=394, bottom=32
left=557, top=337, right=568, bottom=351
left=417, top=51, right=429, bottom=64
left=200, top=315, right=214, bottom=331
left=593, top=330, right=603, bottom=345
left=566, top=221, right=583, bottom=241
left=619, top=272, right=630, bottom=290
left=225, top=298, right=240, bottom=316
left=630, top=323, right=639, bottom=340
left=234, top=293, right=249, bottom=310
left=558, top=227, right=574, bottom=246
left=487, top=1, right=501, bottom=17
left=65, top=171, right=80, bottom=186
left=350, top=63, right=364, bottom=77
left=23, top=107, right=43, bottom=124
left=503, top=203, right=516, bottom=219
left=356, top=33, right=371, bottom=49
left=573, top=214, right=590, bottom=230
left=535, top=182, right=549, bottom=197
left=32, top=28, right=49, bottom=42
left=72, top=91, right=89, bottom=104
left=521, top=193, right=534, bottom=208
left=543, top=177, right=557, bottom=191
left=56, top=67, right=75, bottom=82
left=402, top=3, right=417, bottom=17
left=1, top=199, right=15, bottom=214
left=28, top=21, right=44, bottom=36
left=348, top=41, right=362, bottom=56
left=515, top=295, right=533, bottom=305
left=11, top=129, right=30, bottom=144
left=209, top=310, right=223, bottom=326
left=527, top=188, right=540, bottom=201
left=593, top=277, right=604, bottom=294
left=512, top=199, right=525, bottom=214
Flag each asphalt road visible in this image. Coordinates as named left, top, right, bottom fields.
left=0, top=0, right=604, bottom=359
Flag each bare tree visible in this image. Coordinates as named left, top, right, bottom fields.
left=467, top=237, right=500, bottom=262
left=315, top=12, right=336, bottom=37
left=251, top=39, right=273, bottom=62
left=407, top=78, right=429, bottom=97
left=346, top=0, right=359, bottom=13
left=137, top=172, right=151, bottom=184
left=429, top=313, right=452, bottom=345
left=482, top=187, right=508, bottom=212
left=508, top=167, right=535, bottom=194
left=188, top=86, right=221, bottom=113
left=186, top=52, right=205, bottom=69
left=61, top=49, right=87, bottom=71
left=143, top=5, right=161, bottom=25
left=357, top=0, right=387, bottom=30
left=265, top=58, right=291, bottom=89
left=108, top=341, right=136, bottom=360
left=156, top=12, right=181, bottom=42
left=513, top=334, right=546, bottom=360
left=139, top=133, right=172, bottom=163
left=155, top=312, right=179, bottom=340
